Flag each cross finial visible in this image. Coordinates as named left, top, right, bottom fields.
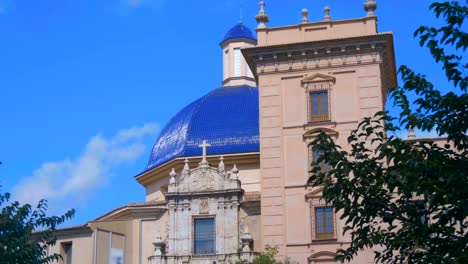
left=198, top=140, right=211, bottom=165
left=239, top=7, right=243, bottom=24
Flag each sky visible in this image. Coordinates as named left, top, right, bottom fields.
left=0, top=0, right=453, bottom=226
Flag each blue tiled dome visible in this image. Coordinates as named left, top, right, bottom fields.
left=221, top=23, right=257, bottom=44
left=146, top=85, right=259, bottom=170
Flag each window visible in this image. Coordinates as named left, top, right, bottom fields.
left=233, top=48, right=242, bottom=77
left=314, top=206, right=334, bottom=240
left=309, top=90, right=329, bottom=122
left=61, top=242, right=72, bottom=264
left=193, top=218, right=215, bottom=255
left=408, top=200, right=427, bottom=224
left=309, top=146, right=330, bottom=174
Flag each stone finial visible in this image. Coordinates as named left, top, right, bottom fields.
left=323, top=6, right=331, bottom=21
left=152, top=237, right=165, bottom=256
left=169, top=168, right=176, bottom=184
left=218, top=156, right=225, bottom=174
left=182, top=158, right=190, bottom=175
left=407, top=127, right=416, bottom=139
left=255, top=1, right=269, bottom=29
left=230, top=164, right=239, bottom=180
left=364, top=0, right=377, bottom=17
left=241, top=225, right=253, bottom=252
left=301, top=8, right=309, bottom=24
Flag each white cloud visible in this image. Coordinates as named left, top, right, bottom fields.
left=12, top=123, right=159, bottom=208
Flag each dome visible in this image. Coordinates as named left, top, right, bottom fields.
left=146, top=85, right=259, bottom=170
left=221, top=22, right=257, bottom=44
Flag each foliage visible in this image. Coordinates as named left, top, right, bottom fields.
left=233, top=245, right=298, bottom=264
left=251, top=245, right=279, bottom=264
left=0, top=188, right=75, bottom=264
left=308, top=1, right=468, bottom=264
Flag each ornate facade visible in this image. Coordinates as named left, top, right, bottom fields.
left=41, top=1, right=438, bottom=264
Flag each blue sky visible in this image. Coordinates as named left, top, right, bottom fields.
left=0, top=0, right=452, bottom=226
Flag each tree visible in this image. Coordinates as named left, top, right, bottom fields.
left=308, top=1, right=467, bottom=263
left=0, top=187, right=75, bottom=263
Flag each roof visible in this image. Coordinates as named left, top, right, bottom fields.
left=92, top=200, right=168, bottom=221
left=146, top=85, right=260, bottom=171
left=221, top=22, right=257, bottom=44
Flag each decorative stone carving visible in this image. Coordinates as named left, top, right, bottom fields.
left=192, top=170, right=215, bottom=191
left=165, top=140, right=244, bottom=262
left=301, top=8, right=308, bottom=24
left=323, top=6, right=331, bottom=21
left=199, top=199, right=209, bottom=214
left=230, top=164, right=239, bottom=180
left=255, top=1, right=269, bottom=28
left=364, top=0, right=377, bottom=17
left=218, top=156, right=225, bottom=175
left=240, top=226, right=253, bottom=252
left=198, top=140, right=211, bottom=166
left=152, top=237, right=165, bottom=256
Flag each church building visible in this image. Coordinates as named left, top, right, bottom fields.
left=46, top=1, right=400, bottom=263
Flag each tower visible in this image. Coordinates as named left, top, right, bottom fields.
left=243, top=1, right=396, bottom=262
left=220, top=22, right=257, bottom=87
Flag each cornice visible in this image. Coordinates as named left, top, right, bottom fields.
left=135, top=152, right=260, bottom=187
left=242, top=33, right=397, bottom=93
left=222, top=76, right=256, bottom=85
left=220, top=38, right=257, bottom=48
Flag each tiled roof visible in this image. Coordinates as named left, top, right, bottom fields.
left=221, top=22, right=257, bottom=44
left=146, top=85, right=260, bottom=171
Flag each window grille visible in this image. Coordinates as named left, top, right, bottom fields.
left=193, top=218, right=215, bottom=255
left=305, top=82, right=331, bottom=123
left=309, top=90, right=330, bottom=122
left=314, top=206, right=334, bottom=240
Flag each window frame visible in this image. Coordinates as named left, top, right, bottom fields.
left=60, top=241, right=73, bottom=264
left=305, top=82, right=332, bottom=123
left=309, top=199, right=337, bottom=241
left=192, top=216, right=216, bottom=256
left=314, top=206, right=335, bottom=240
left=233, top=48, right=242, bottom=77
left=309, top=146, right=330, bottom=175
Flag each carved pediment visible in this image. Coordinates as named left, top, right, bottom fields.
left=168, top=158, right=241, bottom=194
left=308, top=251, right=337, bottom=261
left=305, top=187, right=324, bottom=200
left=301, top=73, right=336, bottom=85
left=304, top=127, right=338, bottom=138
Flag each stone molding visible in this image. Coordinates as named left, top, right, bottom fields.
left=242, top=33, right=397, bottom=93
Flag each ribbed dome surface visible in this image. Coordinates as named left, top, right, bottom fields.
left=146, top=85, right=259, bottom=170
left=221, top=23, right=257, bottom=44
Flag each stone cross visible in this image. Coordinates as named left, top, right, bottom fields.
left=198, top=140, right=211, bottom=165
